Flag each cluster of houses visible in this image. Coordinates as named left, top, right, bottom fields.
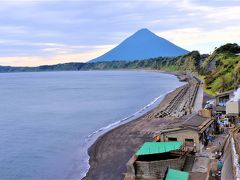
left=125, top=89, right=240, bottom=180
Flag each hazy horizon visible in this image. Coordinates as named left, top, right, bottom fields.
left=0, top=0, right=239, bottom=66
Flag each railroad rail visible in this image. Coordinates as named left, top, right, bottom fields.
left=155, top=74, right=201, bottom=118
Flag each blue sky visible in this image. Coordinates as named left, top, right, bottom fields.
left=0, top=0, right=240, bottom=66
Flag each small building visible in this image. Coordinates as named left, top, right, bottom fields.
left=226, top=100, right=240, bottom=116
left=165, top=168, right=189, bottom=180
left=215, top=90, right=234, bottom=114
left=125, top=142, right=186, bottom=180
left=160, top=115, right=214, bottom=152
left=226, top=99, right=240, bottom=124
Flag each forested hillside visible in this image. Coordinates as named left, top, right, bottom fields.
left=200, top=43, right=240, bottom=94
left=0, top=43, right=239, bottom=95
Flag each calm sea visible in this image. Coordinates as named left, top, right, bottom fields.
left=0, top=71, right=184, bottom=179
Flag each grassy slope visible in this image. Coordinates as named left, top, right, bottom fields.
left=159, top=44, right=240, bottom=96
left=201, top=44, right=240, bottom=95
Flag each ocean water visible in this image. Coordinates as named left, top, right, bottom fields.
left=0, top=71, right=184, bottom=179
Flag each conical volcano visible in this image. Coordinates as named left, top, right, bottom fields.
left=90, top=28, right=188, bottom=62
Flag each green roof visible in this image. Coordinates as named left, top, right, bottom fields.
left=165, top=168, right=189, bottom=180
left=135, top=141, right=183, bottom=156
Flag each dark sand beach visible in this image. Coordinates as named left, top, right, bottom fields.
left=83, top=84, right=188, bottom=180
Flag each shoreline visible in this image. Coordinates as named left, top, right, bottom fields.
left=80, top=90, right=168, bottom=179
left=83, top=71, right=189, bottom=180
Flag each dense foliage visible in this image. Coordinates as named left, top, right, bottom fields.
left=200, top=43, right=240, bottom=94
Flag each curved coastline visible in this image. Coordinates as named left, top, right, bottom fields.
left=80, top=91, right=172, bottom=179
left=86, top=91, right=167, bottom=139
left=81, top=71, right=185, bottom=180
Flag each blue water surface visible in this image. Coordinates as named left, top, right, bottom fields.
left=0, top=71, right=184, bottom=179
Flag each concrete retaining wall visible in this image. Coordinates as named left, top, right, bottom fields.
left=134, top=156, right=186, bottom=179
left=221, top=136, right=234, bottom=180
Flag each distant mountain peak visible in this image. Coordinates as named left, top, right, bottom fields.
left=136, top=28, right=152, bottom=33
left=90, top=28, right=189, bottom=62
left=131, top=28, right=157, bottom=37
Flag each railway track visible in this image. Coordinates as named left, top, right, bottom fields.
left=155, top=75, right=201, bottom=118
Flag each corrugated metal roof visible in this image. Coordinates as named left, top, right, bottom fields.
left=135, top=142, right=183, bottom=156
left=165, top=168, right=189, bottom=180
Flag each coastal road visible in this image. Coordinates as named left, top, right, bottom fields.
left=192, top=78, right=203, bottom=113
